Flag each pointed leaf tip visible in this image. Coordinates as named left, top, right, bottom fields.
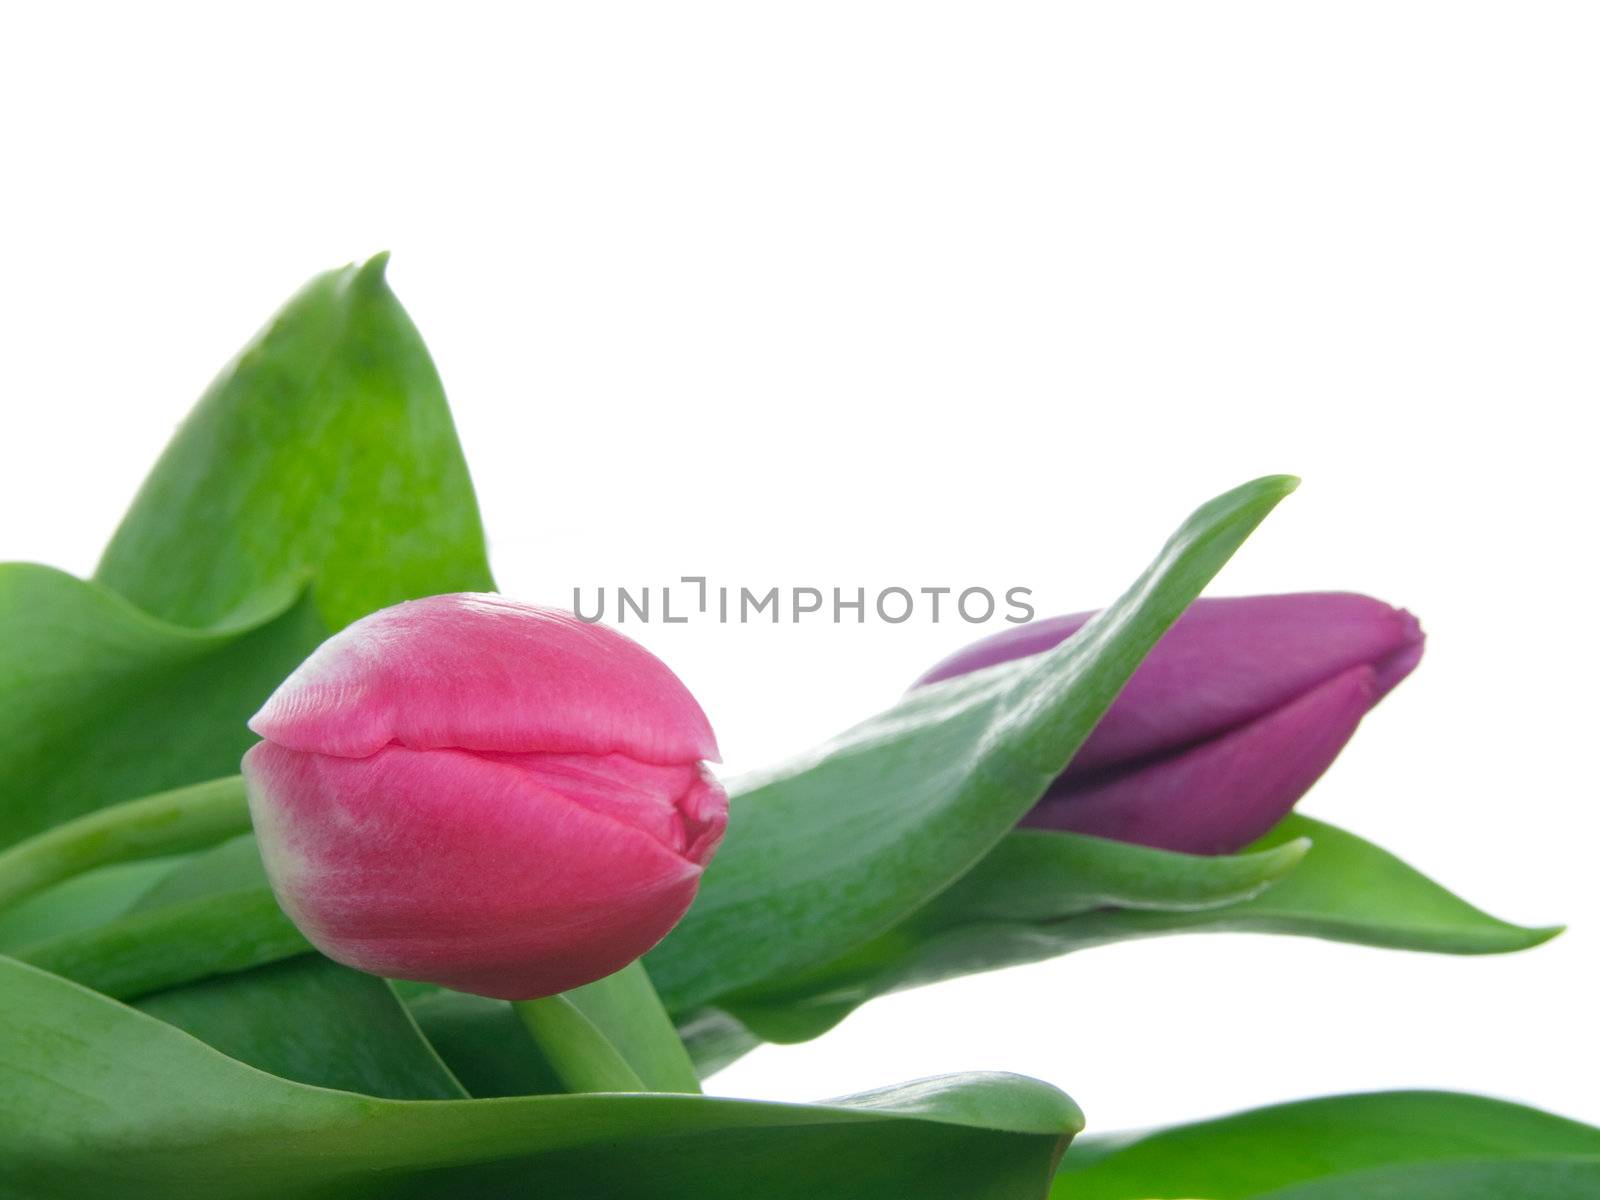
left=356, top=250, right=392, bottom=286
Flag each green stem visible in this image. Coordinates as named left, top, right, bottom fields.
left=515, top=960, right=701, bottom=1094
left=0, top=777, right=252, bottom=915
left=566, top=959, right=702, bottom=1092
left=514, top=995, right=648, bottom=1093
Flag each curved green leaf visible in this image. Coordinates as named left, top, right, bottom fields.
left=0, top=858, right=181, bottom=951
left=0, top=566, right=319, bottom=848
left=135, top=958, right=466, bottom=1101
left=649, top=475, right=1300, bottom=1012
left=0, top=777, right=250, bottom=913
left=2, top=256, right=494, bottom=849
left=709, top=833, right=1307, bottom=1047
left=0, top=956, right=1079, bottom=1200
left=95, top=254, right=492, bottom=631
left=1052, top=1091, right=1600, bottom=1199
left=916, top=828, right=1312, bottom=924
left=15, top=884, right=310, bottom=998
left=21, top=811, right=1552, bottom=1079
left=1123, top=814, right=1563, bottom=953
left=1256, top=1157, right=1600, bottom=1199
left=693, top=811, right=1554, bottom=1056
left=123, top=836, right=465, bottom=1100
left=409, top=989, right=566, bottom=1098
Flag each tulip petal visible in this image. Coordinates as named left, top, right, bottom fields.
left=244, top=740, right=723, bottom=999
left=1022, top=664, right=1379, bottom=854
left=916, top=593, right=1422, bottom=772
left=249, top=594, right=719, bottom=765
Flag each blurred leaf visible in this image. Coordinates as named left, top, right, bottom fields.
left=648, top=475, right=1300, bottom=1012
left=1, top=256, right=493, bottom=850
left=678, top=1006, right=766, bottom=1079
left=15, top=883, right=309, bottom=998
left=95, top=254, right=492, bottom=631
left=1052, top=1090, right=1600, bottom=1199
left=0, top=956, right=1079, bottom=1200
left=0, top=859, right=180, bottom=951
left=132, top=830, right=270, bottom=905
left=1251, top=1157, right=1600, bottom=1198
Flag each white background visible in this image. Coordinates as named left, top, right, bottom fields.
left=3, top=3, right=1596, bottom=1133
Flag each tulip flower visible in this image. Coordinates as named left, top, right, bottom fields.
left=242, top=593, right=727, bottom=1001
left=916, top=593, right=1424, bottom=855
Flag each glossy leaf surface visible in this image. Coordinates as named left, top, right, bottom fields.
left=95, top=254, right=492, bottom=631
left=705, top=813, right=1552, bottom=1050
left=649, top=475, right=1301, bottom=1012
left=0, top=956, right=1079, bottom=1200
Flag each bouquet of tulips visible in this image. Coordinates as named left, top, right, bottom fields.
left=1, top=256, right=1592, bottom=1199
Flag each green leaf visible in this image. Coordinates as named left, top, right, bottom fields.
left=648, top=475, right=1300, bottom=1013
left=1114, top=813, right=1564, bottom=953
left=677, top=1006, right=766, bottom=1080
left=94, top=253, right=492, bottom=632
left=917, top=827, right=1314, bottom=924
left=21, top=813, right=1551, bottom=1078
left=0, top=859, right=181, bottom=951
left=9, top=837, right=300, bottom=1005
left=1, top=256, right=494, bottom=849
left=123, top=835, right=465, bottom=1100
left=694, top=814, right=1553, bottom=1056
left=409, top=989, right=566, bottom=1098
left=0, top=777, right=250, bottom=913
left=1052, top=1091, right=1600, bottom=1199
left=14, top=883, right=309, bottom=998
left=711, top=832, right=1311, bottom=1046
left=131, top=828, right=271, bottom=906
left=134, top=958, right=466, bottom=1101
left=0, top=566, right=320, bottom=848
left=0, top=956, right=1079, bottom=1200
left=1253, top=1157, right=1600, bottom=1199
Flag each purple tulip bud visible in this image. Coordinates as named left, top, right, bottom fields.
left=915, top=593, right=1424, bottom=855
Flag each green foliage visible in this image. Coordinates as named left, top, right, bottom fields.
left=648, top=475, right=1301, bottom=1013
left=1053, top=1091, right=1600, bottom=1199
left=0, top=258, right=1573, bottom=1196
left=0, top=567, right=319, bottom=847
left=0, top=255, right=492, bottom=851
left=127, top=836, right=467, bottom=1100
left=94, top=254, right=492, bottom=631
left=0, top=956, right=1078, bottom=1200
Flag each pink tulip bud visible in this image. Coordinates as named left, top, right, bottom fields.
left=242, top=593, right=727, bottom=1000
left=916, top=593, right=1424, bottom=855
